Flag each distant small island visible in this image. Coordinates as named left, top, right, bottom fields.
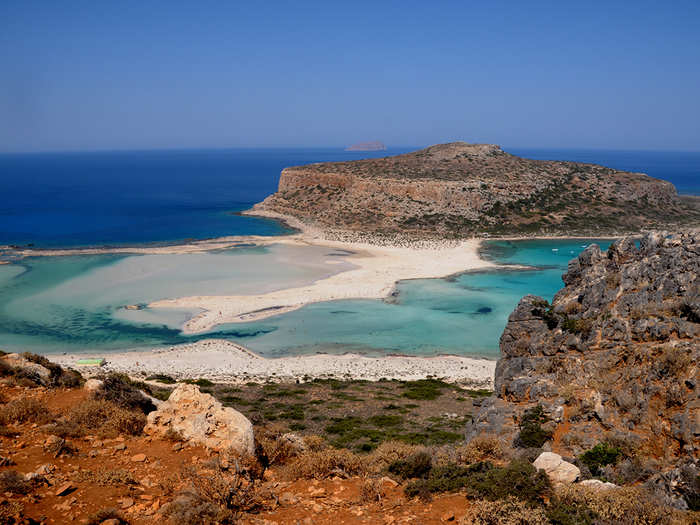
left=345, top=141, right=387, bottom=151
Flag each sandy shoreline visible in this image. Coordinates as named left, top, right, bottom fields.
left=49, top=339, right=496, bottom=388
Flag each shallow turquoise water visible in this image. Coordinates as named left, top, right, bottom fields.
left=0, top=239, right=611, bottom=356
left=226, top=239, right=612, bottom=357
left=0, top=244, right=354, bottom=353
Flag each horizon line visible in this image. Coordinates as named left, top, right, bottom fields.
left=2, top=144, right=700, bottom=156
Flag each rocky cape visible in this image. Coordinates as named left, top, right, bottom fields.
left=251, top=142, right=700, bottom=238
left=469, top=230, right=699, bottom=509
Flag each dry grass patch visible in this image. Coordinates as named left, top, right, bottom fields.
left=281, top=448, right=365, bottom=480
left=75, top=468, right=137, bottom=487
left=0, top=470, right=32, bottom=495
left=457, top=435, right=505, bottom=464
left=359, top=477, right=386, bottom=504
left=0, top=397, right=52, bottom=425
left=460, top=497, right=549, bottom=525
left=365, top=441, right=425, bottom=474
left=163, top=466, right=268, bottom=525
left=51, top=399, right=146, bottom=438
left=555, top=485, right=674, bottom=524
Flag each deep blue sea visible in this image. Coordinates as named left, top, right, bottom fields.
left=0, top=147, right=698, bottom=248
left=0, top=147, right=697, bottom=357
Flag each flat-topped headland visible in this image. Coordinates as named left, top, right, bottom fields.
left=249, top=142, right=700, bottom=239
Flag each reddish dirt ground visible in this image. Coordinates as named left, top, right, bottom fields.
left=0, top=385, right=472, bottom=524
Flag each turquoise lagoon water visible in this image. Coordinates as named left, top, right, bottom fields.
left=222, top=239, right=612, bottom=358
left=0, top=244, right=354, bottom=353
left=0, top=239, right=610, bottom=357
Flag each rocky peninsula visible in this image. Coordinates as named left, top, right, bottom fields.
left=251, top=142, right=700, bottom=239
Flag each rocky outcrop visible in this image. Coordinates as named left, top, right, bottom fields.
left=469, top=231, right=699, bottom=505
left=494, top=231, right=699, bottom=457
left=144, top=384, right=254, bottom=455
left=1, top=353, right=51, bottom=384
left=251, top=142, right=699, bottom=238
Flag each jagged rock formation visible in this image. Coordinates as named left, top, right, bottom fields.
left=144, top=384, right=254, bottom=455
left=469, top=231, right=699, bottom=508
left=252, top=142, right=700, bottom=237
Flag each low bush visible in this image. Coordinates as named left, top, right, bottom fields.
left=20, top=352, right=83, bottom=388
left=76, top=469, right=137, bottom=487
left=388, top=451, right=432, bottom=480
left=0, top=397, right=52, bottom=425
left=162, top=466, right=266, bottom=525
left=146, top=374, right=177, bottom=384
left=359, top=477, right=385, bottom=503
left=282, top=448, right=365, bottom=480
left=0, top=500, right=23, bottom=524
left=255, top=425, right=301, bottom=469
left=365, top=441, right=423, bottom=473
left=458, top=435, right=504, bottom=463
left=459, top=496, right=549, bottom=525
left=405, top=459, right=551, bottom=506
left=401, top=379, right=448, bottom=400
left=184, top=378, right=214, bottom=387
left=0, top=470, right=31, bottom=495
left=554, top=485, right=671, bottom=524
left=515, top=405, right=552, bottom=448
left=93, top=373, right=156, bottom=414
left=578, top=442, right=621, bottom=477
left=52, top=399, right=146, bottom=438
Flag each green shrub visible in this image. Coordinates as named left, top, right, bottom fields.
left=184, top=378, right=214, bottom=387
left=578, top=443, right=621, bottom=477
left=401, top=379, right=448, bottom=400
left=515, top=405, right=553, bottom=448
left=462, top=459, right=551, bottom=505
left=94, top=373, right=156, bottom=414
left=146, top=374, right=177, bottom=384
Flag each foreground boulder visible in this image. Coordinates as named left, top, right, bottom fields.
left=533, top=452, right=580, bottom=484
left=144, top=384, right=254, bottom=455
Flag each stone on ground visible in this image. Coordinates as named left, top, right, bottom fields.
left=533, top=452, right=580, bottom=484
left=144, top=383, right=254, bottom=455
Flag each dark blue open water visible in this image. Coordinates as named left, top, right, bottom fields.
left=0, top=147, right=697, bottom=248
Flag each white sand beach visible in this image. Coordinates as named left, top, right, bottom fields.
left=50, top=339, right=496, bottom=388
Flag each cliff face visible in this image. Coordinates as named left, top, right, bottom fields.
left=470, top=231, right=699, bottom=508
left=252, top=142, right=699, bottom=237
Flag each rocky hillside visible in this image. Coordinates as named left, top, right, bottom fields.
left=470, top=230, right=699, bottom=510
left=251, top=142, right=700, bottom=238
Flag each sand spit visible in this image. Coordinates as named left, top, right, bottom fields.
left=149, top=235, right=495, bottom=333
left=50, top=339, right=496, bottom=388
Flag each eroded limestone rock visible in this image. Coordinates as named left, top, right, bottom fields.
left=533, top=452, right=580, bottom=484
left=144, top=384, right=254, bottom=455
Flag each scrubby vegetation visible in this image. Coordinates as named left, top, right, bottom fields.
left=0, top=361, right=695, bottom=524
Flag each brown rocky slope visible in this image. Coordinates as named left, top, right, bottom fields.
left=251, top=142, right=700, bottom=238
left=469, top=230, right=699, bottom=510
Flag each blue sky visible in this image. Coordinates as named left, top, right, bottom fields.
left=2, top=1, right=699, bottom=152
